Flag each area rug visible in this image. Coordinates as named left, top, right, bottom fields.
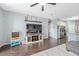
left=31, top=44, right=77, bottom=56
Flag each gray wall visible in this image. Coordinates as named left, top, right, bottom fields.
left=3, top=10, right=26, bottom=43
left=49, top=20, right=57, bottom=39
left=0, top=9, right=26, bottom=47
left=0, top=8, right=4, bottom=47
left=66, top=20, right=77, bottom=41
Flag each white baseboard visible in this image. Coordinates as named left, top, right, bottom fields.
left=0, top=42, right=10, bottom=48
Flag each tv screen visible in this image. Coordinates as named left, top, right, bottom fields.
left=27, top=24, right=42, bottom=33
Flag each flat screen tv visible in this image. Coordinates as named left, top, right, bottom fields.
left=27, top=24, right=42, bottom=33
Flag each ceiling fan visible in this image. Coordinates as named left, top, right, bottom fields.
left=30, top=3, right=56, bottom=11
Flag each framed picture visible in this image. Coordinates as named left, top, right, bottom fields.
left=12, top=32, right=19, bottom=38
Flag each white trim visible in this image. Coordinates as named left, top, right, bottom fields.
left=0, top=42, right=10, bottom=47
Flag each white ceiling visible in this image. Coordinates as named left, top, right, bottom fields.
left=0, top=3, right=79, bottom=20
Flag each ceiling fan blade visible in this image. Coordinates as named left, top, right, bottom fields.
left=47, top=3, right=56, bottom=5
left=42, top=5, right=44, bottom=11
left=30, top=3, right=39, bottom=7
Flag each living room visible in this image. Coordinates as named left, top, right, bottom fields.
left=0, top=2, right=79, bottom=56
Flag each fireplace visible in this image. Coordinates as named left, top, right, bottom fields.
left=32, top=35, right=39, bottom=41
left=27, top=33, right=43, bottom=43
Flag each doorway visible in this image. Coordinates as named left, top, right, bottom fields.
left=57, top=25, right=67, bottom=45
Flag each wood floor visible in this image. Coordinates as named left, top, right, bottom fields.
left=0, top=38, right=66, bottom=56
